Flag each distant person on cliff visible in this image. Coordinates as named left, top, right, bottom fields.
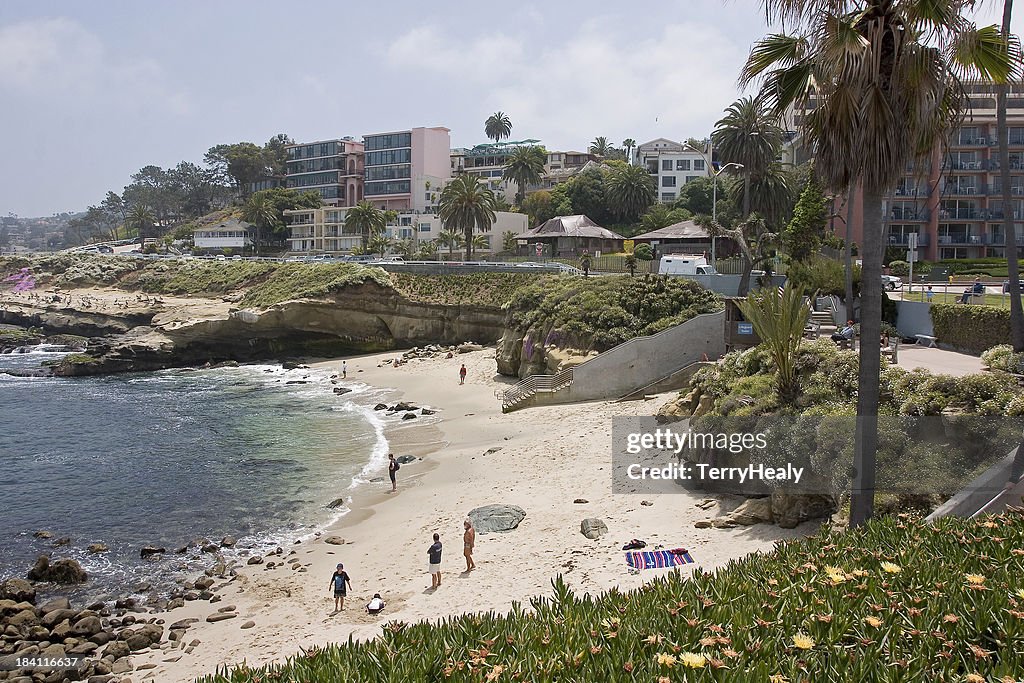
left=463, top=519, right=476, bottom=572
left=459, top=364, right=467, bottom=385
left=329, top=563, right=352, bottom=612
left=428, top=533, right=442, bottom=589
left=388, top=453, right=399, bottom=492
left=342, top=360, right=347, bottom=379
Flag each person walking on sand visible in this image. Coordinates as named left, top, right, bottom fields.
left=463, top=519, right=476, bottom=572
left=428, top=533, right=442, bottom=589
left=342, top=360, right=347, bottom=379
left=388, top=453, right=399, bottom=492
left=329, top=562, right=352, bottom=612
left=459, top=363, right=467, bottom=385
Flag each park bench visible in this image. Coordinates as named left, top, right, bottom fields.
left=882, top=338, right=899, bottom=363
left=915, top=334, right=937, bottom=348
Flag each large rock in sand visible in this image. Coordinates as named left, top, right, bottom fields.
left=724, top=497, right=773, bottom=526
left=468, top=505, right=526, bottom=534
left=27, top=556, right=88, bottom=584
left=0, top=578, right=36, bottom=603
left=580, top=518, right=608, bottom=539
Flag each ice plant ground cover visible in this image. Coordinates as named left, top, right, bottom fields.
left=198, top=513, right=1024, bottom=682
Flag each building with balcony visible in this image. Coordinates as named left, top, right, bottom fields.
left=363, top=127, right=451, bottom=212
left=284, top=206, right=362, bottom=252
left=450, top=140, right=541, bottom=202
left=285, top=138, right=364, bottom=206
left=633, top=138, right=714, bottom=204
left=787, top=81, right=1024, bottom=261
left=193, top=218, right=252, bottom=251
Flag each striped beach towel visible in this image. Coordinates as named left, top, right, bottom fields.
left=625, top=548, right=694, bottom=570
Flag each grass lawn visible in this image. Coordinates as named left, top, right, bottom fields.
left=901, top=289, right=1018, bottom=307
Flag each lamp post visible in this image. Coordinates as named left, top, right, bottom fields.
left=683, top=142, right=743, bottom=267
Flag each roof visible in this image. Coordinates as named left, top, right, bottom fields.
left=524, top=215, right=625, bottom=240
left=631, top=219, right=710, bottom=241
left=195, top=217, right=252, bottom=233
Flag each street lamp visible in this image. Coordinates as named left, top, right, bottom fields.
left=683, top=142, right=743, bottom=267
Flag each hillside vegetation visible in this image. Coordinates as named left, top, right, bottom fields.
left=0, top=255, right=542, bottom=308
left=198, top=513, right=1024, bottom=682
left=505, top=274, right=722, bottom=351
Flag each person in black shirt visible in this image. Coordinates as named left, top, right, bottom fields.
left=328, top=562, right=352, bottom=612
left=388, top=453, right=399, bottom=492
left=427, top=533, right=442, bottom=589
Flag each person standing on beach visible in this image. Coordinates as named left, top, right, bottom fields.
left=342, top=360, right=347, bottom=379
left=329, top=563, right=352, bottom=612
left=459, top=364, right=467, bottom=385
left=463, top=519, right=476, bottom=572
left=428, top=533, right=442, bottom=589
left=388, top=453, right=399, bottom=492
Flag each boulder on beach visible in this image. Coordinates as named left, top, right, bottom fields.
left=420, top=408, right=436, bottom=415
left=87, top=543, right=109, bottom=554
left=468, top=505, right=526, bottom=534
left=327, top=497, right=347, bottom=509
left=333, top=387, right=352, bottom=395
left=402, top=412, right=417, bottom=420
left=0, top=577, right=36, bottom=603
left=580, top=518, right=608, bottom=539
left=26, top=556, right=88, bottom=584
left=374, top=403, right=388, bottom=411
left=140, top=545, right=166, bottom=558
left=33, top=530, right=53, bottom=539
left=220, top=535, right=237, bottom=548
left=392, top=401, right=418, bottom=412
left=324, top=536, right=345, bottom=545
left=396, top=455, right=417, bottom=465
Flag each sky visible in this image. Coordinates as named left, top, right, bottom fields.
left=0, top=0, right=1019, bottom=217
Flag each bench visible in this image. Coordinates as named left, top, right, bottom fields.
left=916, top=334, right=937, bottom=348
left=882, top=339, right=899, bottom=363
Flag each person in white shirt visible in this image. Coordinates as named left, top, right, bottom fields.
left=366, top=593, right=386, bottom=615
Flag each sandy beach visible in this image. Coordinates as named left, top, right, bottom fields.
left=111, top=346, right=817, bottom=682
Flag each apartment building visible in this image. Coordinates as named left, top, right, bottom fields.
left=284, top=206, right=361, bottom=253
left=285, top=138, right=364, bottom=206
left=450, top=140, right=541, bottom=201
left=633, top=138, right=713, bottom=203
left=786, top=81, right=1024, bottom=261
left=363, top=127, right=452, bottom=212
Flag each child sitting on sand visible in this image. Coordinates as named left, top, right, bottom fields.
left=366, top=593, right=386, bottom=615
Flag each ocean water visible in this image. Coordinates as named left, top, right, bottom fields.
left=0, top=349, right=395, bottom=601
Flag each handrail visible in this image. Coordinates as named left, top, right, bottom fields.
left=616, top=360, right=709, bottom=402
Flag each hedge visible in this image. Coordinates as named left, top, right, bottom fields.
left=930, top=303, right=1011, bottom=354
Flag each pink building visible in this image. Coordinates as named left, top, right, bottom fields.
left=363, top=127, right=452, bottom=212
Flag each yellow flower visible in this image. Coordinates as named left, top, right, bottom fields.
left=792, top=633, right=815, bottom=650
left=824, top=565, right=843, bottom=576
left=966, top=574, right=986, bottom=586
left=864, top=616, right=882, bottom=628
left=1014, top=588, right=1024, bottom=601
left=965, top=674, right=986, bottom=683
left=852, top=569, right=869, bottom=578
left=679, top=652, right=707, bottom=669
left=656, top=653, right=677, bottom=668
left=880, top=562, right=902, bottom=574
left=769, top=675, right=790, bottom=683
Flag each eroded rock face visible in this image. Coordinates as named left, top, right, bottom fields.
left=495, top=329, right=598, bottom=378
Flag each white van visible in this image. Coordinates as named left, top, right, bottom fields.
left=658, top=254, right=718, bottom=276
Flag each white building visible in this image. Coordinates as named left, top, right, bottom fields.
left=634, top=138, right=713, bottom=203
left=387, top=211, right=529, bottom=255
left=193, top=218, right=252, bottom=251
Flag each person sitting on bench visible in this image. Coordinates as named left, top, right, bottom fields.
left=960, top=278, right=985, bottom=304
left=831, top=321, right=856, bottom=345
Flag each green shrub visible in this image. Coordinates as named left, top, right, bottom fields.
left=505, top=275, right=722, bottom=352
left=786, top=256, right=859, bottom=299
left=632, top=243, right=654, bottom=260
left=981, top=344, right=1024, bottom=374
left=198, top=514, right=1024, bottom=683
left=940, top=258, right=1009, bottom=277
left=887, top=259, right=909, bottom=276
left=930, top=304, right=1011, bottom=354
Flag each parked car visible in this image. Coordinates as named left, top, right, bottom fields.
left=882, top=275, right=902, bottom=291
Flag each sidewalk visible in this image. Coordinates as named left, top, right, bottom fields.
left=895, top=344, right=984, bottom=376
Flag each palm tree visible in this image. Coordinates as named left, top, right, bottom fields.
left=736, top=283, right=810, bottom=403
left=711, top=97, right=785, bottom=218
left=484, top=112, right=512, bottom=144
left=605, top=164, right=656, bottom=222
left=742, top=0, right=1018, bottom=526
left=589, top=137, right=612, bottom=157
left=502, top=146, right=546, bottom=206
left=438, top=229, right=462, bottom=258
left=997, top=0, right=1023, bottom=351
left=241, top=191, right=277, bottom=255
left=622, top=138, right=637, bottom=164
left=471, top=233, right=490, bottom=257
left=439, top=174, right=497, bottom=261
left=367, top=234, right=392, bottom=259
left=128, top=205, right=155, bottom=240
left=345, top=201, right=386, bottom=252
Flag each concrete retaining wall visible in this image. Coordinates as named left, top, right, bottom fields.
left=895, top=300, right=934, bottom=338
left=533, top=310, right=725, bottom=404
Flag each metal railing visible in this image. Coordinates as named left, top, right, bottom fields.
left=496, top=367, right=575, bottom=412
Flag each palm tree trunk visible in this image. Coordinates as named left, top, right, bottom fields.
left=849, top=189, right=883, bottom=528
left=844, top=185, right=855, bottom=320
left=465, top=229, right=472, bottom=262
left=998, top=0, right=1023, bottom=350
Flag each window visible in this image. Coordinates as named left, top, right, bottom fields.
left=419, top=223, right=432, bottom=232
left=686, top=176, right=698, bottom=184
left=662, top=176, right=676, bottom=187
left=676, top=159, right=690, bottom=171
left=693, top=159, right=705, bottom=171
left=364, top=132, right=411, bottom=151
left=365, top=180, right=411, bottom=196
left=661, top=192, right=676, bottom=201
left=365, top=149, right=411, bottom=166
left=662, top=160, right=672, bottom=171
left=365, top=164, right=411, bottom=181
